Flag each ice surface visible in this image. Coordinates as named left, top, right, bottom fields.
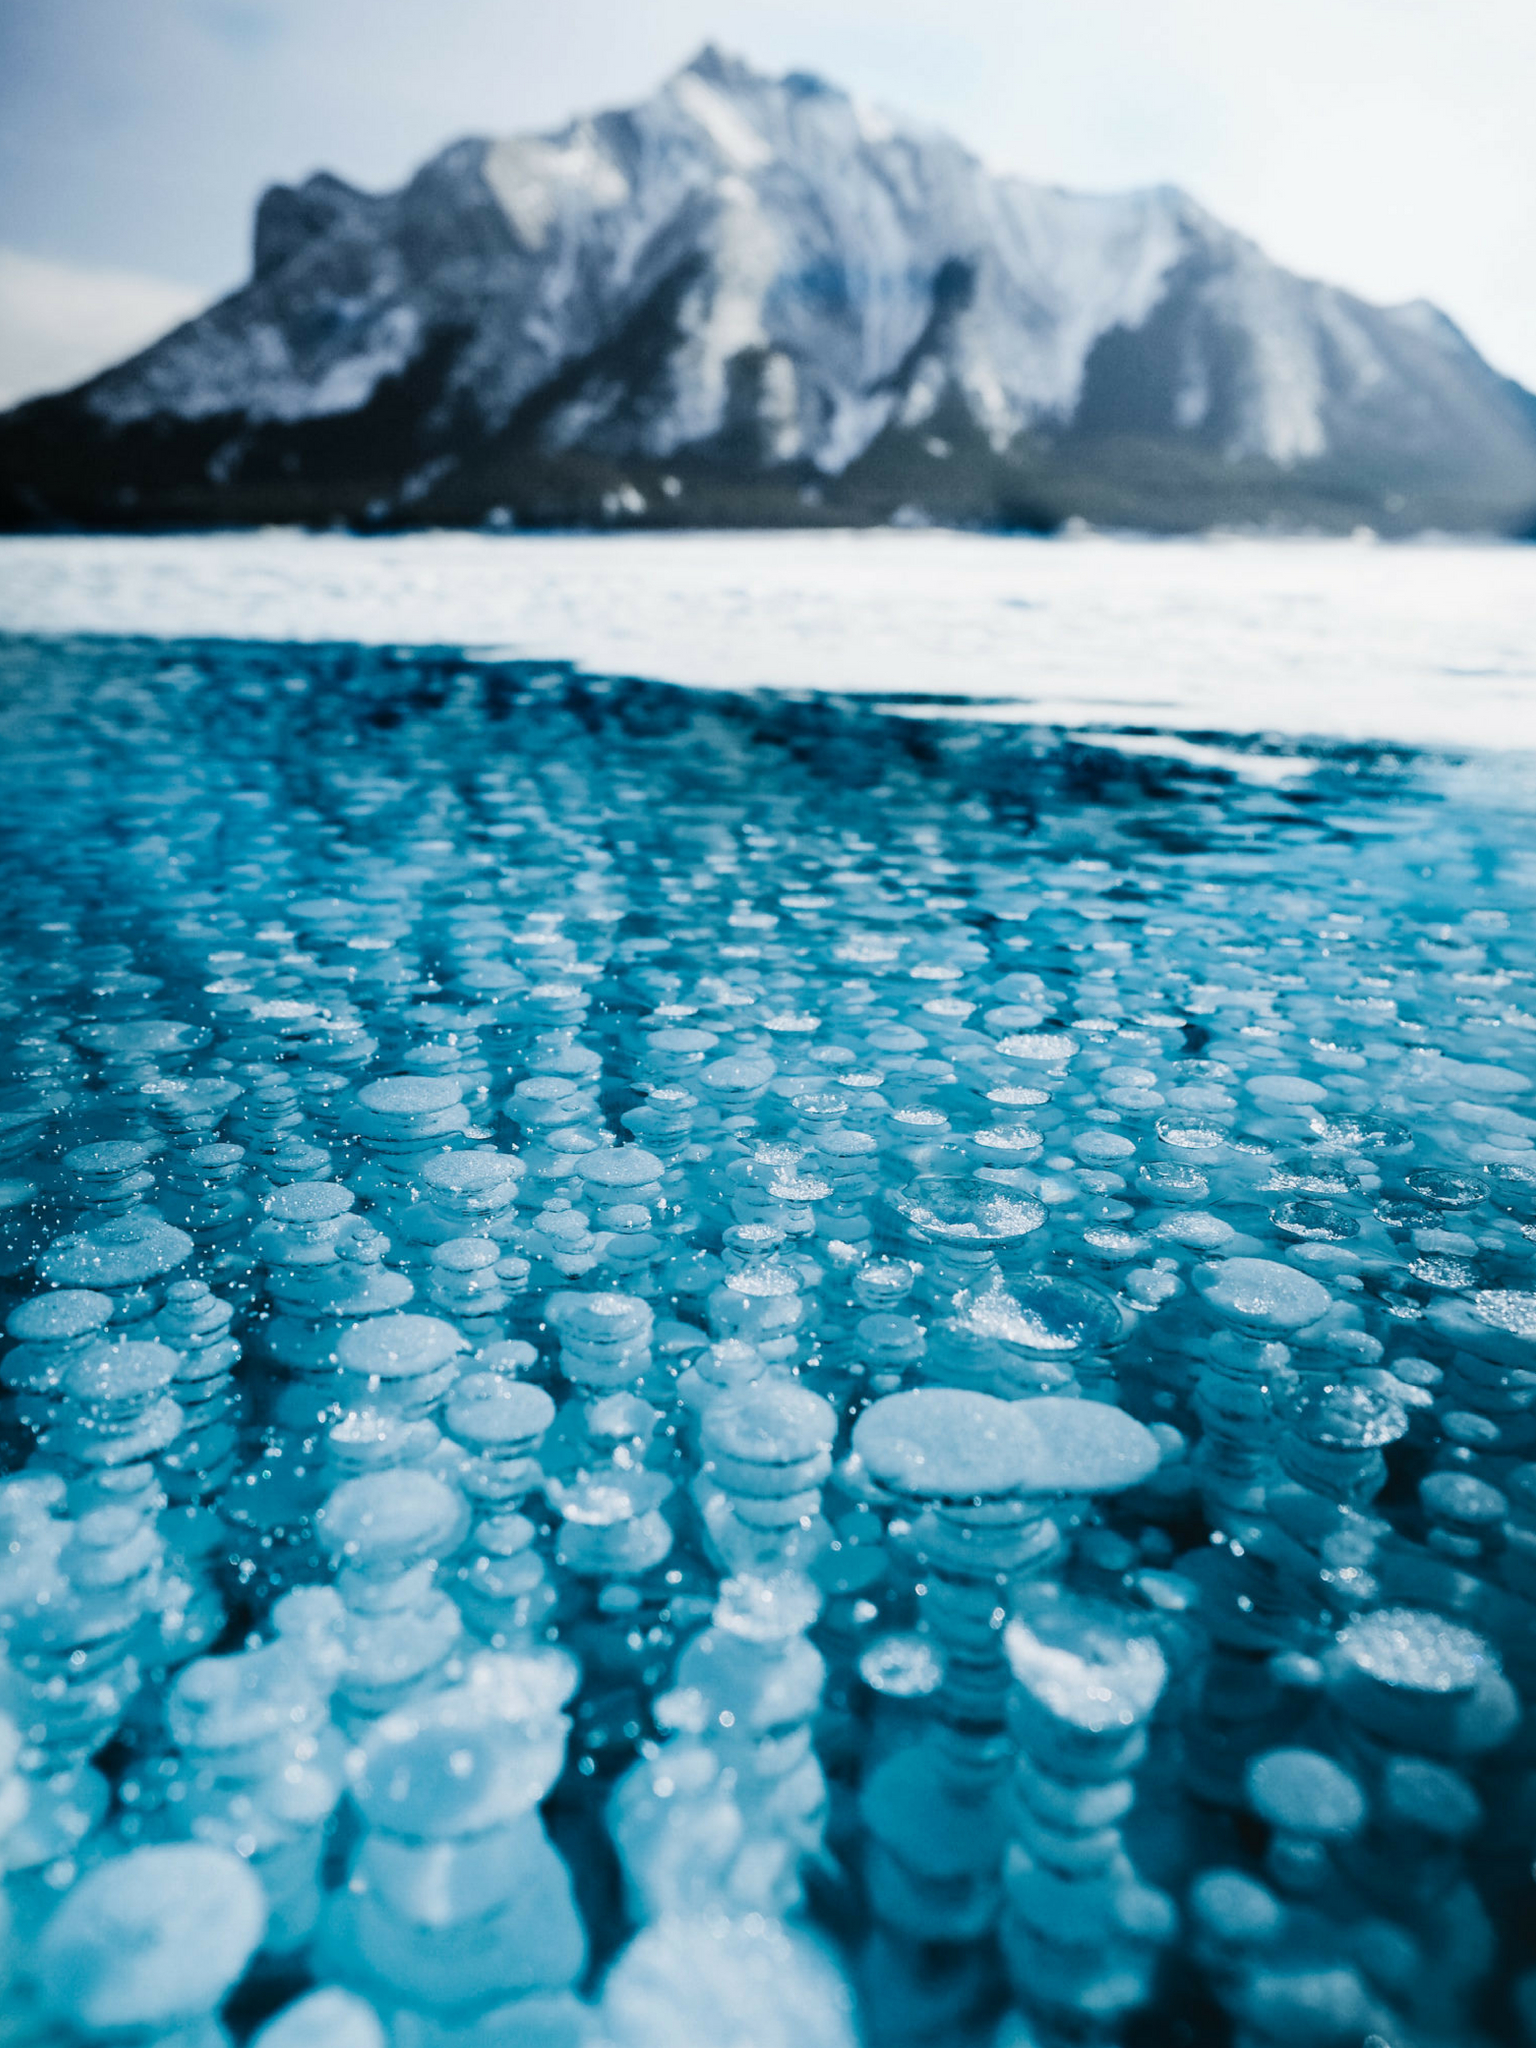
left=0, top=628, right=1533, bottom=2045
left=3, top=531, right=1536, bottom=750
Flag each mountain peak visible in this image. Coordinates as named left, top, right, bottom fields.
left=680, top=43, right=762, bottom=93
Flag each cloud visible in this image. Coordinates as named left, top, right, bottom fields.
left=0, top=248, right=208, bottom=409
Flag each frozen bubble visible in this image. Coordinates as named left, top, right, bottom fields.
left=853, top=1387, right=1036, bottom=1501
left=1155, top=1117, right=1227, bottom=1153
left=1193, top=1257, right=1332, bottom=1334
left=168, top=1642, right=308, bottom=1752
left=1005, top=1585, right=1166, bottom=1731
left=1315, top=1113, right=1413, bottom=1154
left=1404, top=1167, right=1484, bottom=1210
left=1137, top=1161, right=1210, bottom=1205
left=336, top=1311, right=466, bottom=1380
left=1072, top=1128, right=1136, bottom=1162
left=1335, top=1608, right=1488, bottom=1695
left=1289, top=1384, right=1407, bottom=1450
left=859, top=1633, right=945, bottom=1698
left=988, top=1085, right=1051, bottom=1110
left=587, top=1392, right=661, bottom=1445
left=64, top=1139, right=156, bottom=1175
left=432, top=1236, right=500, bottom=1273
left=1272, top=1198, right=1359, bottom=1242
left=75, top=1020, right=210, bottom=1058
left=1152, top=1210, right=1236, bottom=1250
left=579, top=1147, right=665, bottom=1189
left=1015, top=1394, right=1161, bottom=1494
left=1246, top=1074, right=1327, bottom=1106
left=421, top=1148, right=523, bottom=1192
left=318, top=1467, right=467, bottom=1566
left=1246, top=1749, right=1364, bottom=1837
left=1433, top=1059, right=1529, bottom=1097
left=1102, top=1065, right=1159, bottom=1089
left=602, top=1913, right=859, bottom=2048
left=64, top=1335, right=178, bottom=1403
left=350, top=1720, right=514, bottom=1835
left=1079, top=1224, right=1148, bottom=1265
left=447, top=1374, right=555, bottom=1450
left=1471, top=1291, right=1536, bottom=1340
left=36, top=1843, right=266, bottom=2032
left=39, top=1215, right=193, bottom=1289
left=1267, top=1157, right=1359, bottom=1196
left=707, top=1380, right=836, bottom=1466
left=1189, top=1869, right=1284, bottom=1945
left=967, top=1273, right=1123, bottom=1356
left=548, top=1290, right=653, bottom=1341
left=1421, top=1470, right=1506, bottom=1527
left=984, top=1005, right=1047, bottom=1035
left=356, top=1075, right=463, bottom=1116
left=888, top=1174, right=1045, bottom=1244
left=718, top=1261, right=801, bottom=1299
left=7, top=1289, right=113, bottom=1343
left=263, top=1181, right=354, bottom=1222
left=548, top=1467, right=671, bottom=1526
left=972, top=1123, right=1044, bottom=1159
left=253, top=1988, right=387, bottom=2048
left=997, top=1033, right=1079, bottom=1064
left=1379, top=1757, right=1482, bottom=1839
left=714, top=1570, right=822, bottom=1643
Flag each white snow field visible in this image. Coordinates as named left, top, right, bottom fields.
left=0, top=526, right=1531, bottom=752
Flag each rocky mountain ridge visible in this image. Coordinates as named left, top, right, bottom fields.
left=5, top=46, right=1535, bottom=534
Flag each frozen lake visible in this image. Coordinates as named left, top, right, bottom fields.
left=1, top=527, right=1532, bottom=752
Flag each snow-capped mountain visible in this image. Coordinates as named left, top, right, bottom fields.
left=5, top=47, right=1535, bottom=533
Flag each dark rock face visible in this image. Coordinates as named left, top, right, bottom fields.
left=5, top=46, right=1535, bottom=534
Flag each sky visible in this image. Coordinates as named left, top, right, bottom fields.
left=1, top=0, right=1533, bottom=407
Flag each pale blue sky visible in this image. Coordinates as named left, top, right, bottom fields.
left=2, top=0, right=1533, bottom=404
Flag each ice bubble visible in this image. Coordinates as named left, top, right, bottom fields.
left=969, top=1273, right=1123, bottom=1356
left=1152, top=1210, right=1237, bottom=1250
left=1333, top=1608, right=1486, bottom=1695
left=1193, top=1257, right=1332, bottom=1334
left=1404, top=1167, right=1484, bottom=1209
left=997, top=1033, right=1079, bottom=1064
left=1247, top=1075, right=1327, bottom=1106
left=356, top=1075, right=463, bottom=1118
left=1189, top=1868, right=1285, bottom=1946
left=252, top=1987, right=387, bottom=2048
left=447, top=1374, right=555, bottom=1451
left=602, top=1914, right=859, bottom=2048
left=1245, top=1749, right=1364, bottom=1837
left=336, top=1311, right=467, bottom=1380
left=8, top=1289, right=113, bottom=1344
left=1015, top=1394, right=1161, bottom=1494
left=264, top=1181, right=354, bottom=1223
left=713, top=1570, right=822, bottom=1644
left=1470, top=1291, right=1536, bottom=1340
left=37, top=1842, right=266, bottom=2033
left=1137, top=1161, right=1210, bottom=1205
left=1004, top=1586, right=1166, bottom=1731
left=706, top=1381, right=836, bottom=1469
left=852, top=1388, right=1037, bottom=1501
left=579, top=1147, right=665, bottom=1190
left=859, top=1633, right=946, bottom=1698
left=1271, top=1198, right=1359, bottom=1242
left=887, top=1175, right=1045, bottom=1244
left=39, top=1215, right=193, bottom=1290
left=1155, top=1117, right=1227, bottom=1153
left=318, top=1468, right=468, bottom=1568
